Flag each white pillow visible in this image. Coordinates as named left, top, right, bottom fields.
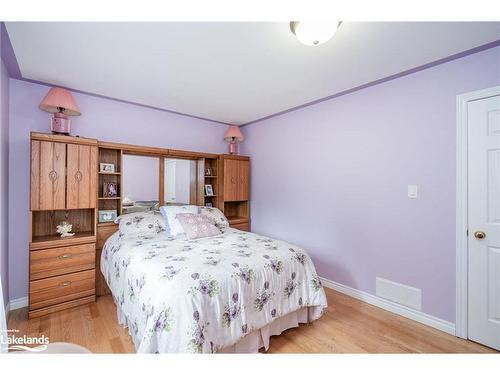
left=159, top=205, right=199, bottom=236
left=199, top=206, right=230, bottom=229
left=117, top=211, right=167, bottom=236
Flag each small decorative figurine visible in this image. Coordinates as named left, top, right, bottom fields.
left=56, top=221, right=75, bottom=238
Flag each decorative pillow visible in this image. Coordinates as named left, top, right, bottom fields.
left=199, top=206, right=230, bottom=229
left=176, top=213, right=221, bottom=240
left=159, top=205, right=199, bottom=236
left=117, top=211, right=167, bottom=236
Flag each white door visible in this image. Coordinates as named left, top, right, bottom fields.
left=468, top=93, right=500, bottom=350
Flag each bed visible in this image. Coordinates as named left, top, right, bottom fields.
left=101, top=222, right=327, bottom=353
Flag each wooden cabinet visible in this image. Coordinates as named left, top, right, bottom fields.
left=223, top=157, right=249, bottom=202
left=67, top=143, right=97, bottom=209
left=31, top=140, right=67, bottom=210
left=30, top=134, right=98, bottom=211
left=220, top=155, right=250, bottom=231
left=29, top=133, right=98, bottom=319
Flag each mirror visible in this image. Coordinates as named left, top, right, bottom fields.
left=164, top=158, right=196, bottom=205
left=122, top=154, right=159, bottom=213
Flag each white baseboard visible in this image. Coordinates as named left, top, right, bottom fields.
left=320, top=277, right=456, bottom=336
left=8, top=296, right=28, bottom=312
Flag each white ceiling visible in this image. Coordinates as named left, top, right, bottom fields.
left=6, top=22, right=500, bottom=124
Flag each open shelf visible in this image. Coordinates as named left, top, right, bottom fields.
left=224, top=201, right=249, bottom=222
left=30, top=208, right=96, bottom=250
left=97, top=222, right=118, bottom=227
left=226, top=216, right=248, bottom=225
left=30, top=231, right=96, bottom=251
left=31, top=231, right=95, bottom=243
left=204, top=157, right=220, bottom=209
left=98, top=147, right=122, bottom=218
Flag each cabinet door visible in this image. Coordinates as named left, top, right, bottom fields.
left=223, top=158, right=239, bottom=202
left=66, top=144, right=97, bottom=209
left=237, top=160, right=249, bottom=201
left=31, top=141, right=66, bottom=210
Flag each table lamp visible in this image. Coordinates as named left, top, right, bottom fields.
left=39, top=87, right=81, bottom=135
left=223, top=125, right=244, bottom=155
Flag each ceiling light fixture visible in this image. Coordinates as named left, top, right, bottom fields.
left=290, top=21, right=340, bottom=46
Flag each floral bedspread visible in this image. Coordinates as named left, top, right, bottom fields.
left=101, top=228, right=327, bottom=353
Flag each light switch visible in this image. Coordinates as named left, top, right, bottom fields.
left=408, top=185, right=418, bottom=199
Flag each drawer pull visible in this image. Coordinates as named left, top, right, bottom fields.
left=59, top=281, right=71, bottom=288
left=58, top=254, right=73, bottom=260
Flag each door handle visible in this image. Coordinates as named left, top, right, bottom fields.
left=48, top=170, right=58, bottom=181
left=474, top=230, right=486, bottom=239
left=75, top=171, right=83, bottom=182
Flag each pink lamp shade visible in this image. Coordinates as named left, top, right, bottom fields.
left=39, top=87, right=81, bottom=135
left=223, top=125, right=244, bottom=141
left=223, top=125, right=244, bottom=154
left=39, top=87, right=81, bottom=116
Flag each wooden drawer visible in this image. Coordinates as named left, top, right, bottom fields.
left=29, top=296, right=96, bottom=319
left=30, top=243, right=95, bottom=281
left=29, top=269, right=95, bottom=311
left=231, top=222, right=250, bottom=232
left=97, top=224, right=118, bottom=249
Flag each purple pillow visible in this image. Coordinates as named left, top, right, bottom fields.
left=176, top=213, right=221, bottom=239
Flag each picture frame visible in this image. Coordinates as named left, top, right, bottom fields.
left=100, top=163, right=115, bottom=173
left=103, top=182, right=118, bottom=197
left=98, top=210, right=117, bottom=223
left=204, top=168, right=212, bottom=176
left=204, top=184, right=214, bottom=196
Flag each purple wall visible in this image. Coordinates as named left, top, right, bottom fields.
left=0, top=51, right=10, bottom=309
left=8, top=79, right=228, bottom=300
left=240, top=46, right=500, bottom=323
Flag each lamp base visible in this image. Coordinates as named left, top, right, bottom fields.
left=228, top=141, right=239, bottom=155
left=51, top=113, right=71, bottom=135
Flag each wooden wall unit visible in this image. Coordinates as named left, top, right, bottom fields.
left=29, top=132, right=98, bottom=319
left=219, top=154, right=250, bottom=231
left=28, top=134, right=251, bottom=311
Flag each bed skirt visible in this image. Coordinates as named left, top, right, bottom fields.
left=218, top=307, right=314, bottom=353
left=116, top=302, right=317, bottom=353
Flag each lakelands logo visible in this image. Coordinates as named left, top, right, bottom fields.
left=2, top=329, right=50, bottom=352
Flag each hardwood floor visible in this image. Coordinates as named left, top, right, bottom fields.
left=7, top=288, right=496, bottom=353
